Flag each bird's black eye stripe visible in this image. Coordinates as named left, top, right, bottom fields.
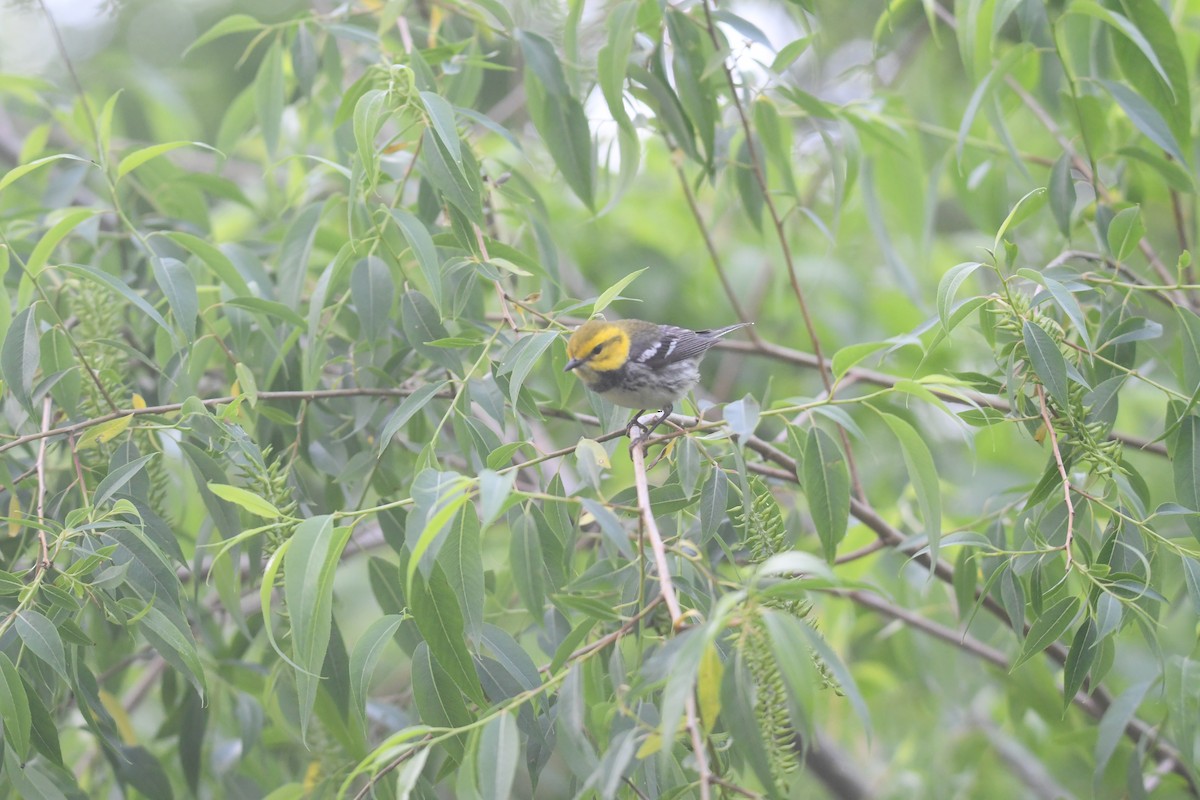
left=592, top=344, right=603, bottom=355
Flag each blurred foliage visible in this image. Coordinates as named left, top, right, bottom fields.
left=1, top=0, right=1199, bottom=798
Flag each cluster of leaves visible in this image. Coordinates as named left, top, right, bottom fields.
left=0, top=0, right=1199, bottom=798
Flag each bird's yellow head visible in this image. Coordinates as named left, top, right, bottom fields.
left=564, top=320, right=630, bottom=373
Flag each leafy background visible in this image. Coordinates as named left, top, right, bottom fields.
left=1, top=0, right=1199, bottom=798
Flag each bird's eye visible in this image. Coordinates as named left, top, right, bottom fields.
left=591, top=344, right=603, bottom=355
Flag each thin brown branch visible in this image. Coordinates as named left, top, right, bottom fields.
left=628, top=424, right=711, bottom=800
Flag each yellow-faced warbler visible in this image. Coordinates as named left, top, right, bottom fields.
left=564, top=318, right=752, bottom=435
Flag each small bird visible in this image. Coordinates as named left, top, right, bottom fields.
left=563, top=318, right=752, bottom=436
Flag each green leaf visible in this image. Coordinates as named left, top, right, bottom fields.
left=1023, top=320, right=1070, bottom=409
left=283, top=515, right=352, bottom=741
left=439, top=507, right=485, bottom=641
left=936, top=262, right=985, bottom=333
left=94, top=453, right=157, bottom=507
left=0, top=651, right=31, bottom=759
left=255, top=39, right=285, bottom=155
left=1094, top=679, right=1153, bottom=789
left=501, top=331, right=557, bottom=408
left=880, top=413, right=942, bottom=566
left=116, top=141, right=218, bottom=180
left=698, top=468, right=728, bottom=543
left=1174, top=416, right=1200, bottom=541
left=1013, top=596, right=1080, bottom=669
left=518, top=31, right=594, bottom=208
left=350, top=256, right=394, bottom=342
left=510, top=513, right=546, bottom=615
left=1062, top=617, right=1097, bottom=708
left=957, top=43, right=1032, bottom=166
left=0, top=153, right=92, bottom=194
left=1105, top=206, right=1146, bottom=261
left=1068, top=2, right=1175, bottom=96
left=378, top=381, right=449, bottom=457
left=420, top=90, right=462, bottom=167
left=724, top=395, right=760, bottom=441
left=389, top=208, right=442, bottom=311
left=60, top=264, right=177, bottom=349
left=152, top=257, right=198, bottom=343
left=400, top=291, right=459, bottom=373
left=993, top=187, right=1046, bottom=251
left=478, top=712, right=520, bottom=800
left=832, top=340, right=889, bottom=379
left=162, top=232, right=253, bottom=296
left=804, top=427, right=851, bottom=562
left=1042, top=276, right=1094, bottom=351
left=410, top=642, right=472, bottom=763
left=185, top=13, right=263, bottom=55
left=409, top=564, right=487, bottom=707
left=206, top=482, right=282, bottom=518
left=14, top=610, right=68, bottom=682
left=349, top=614, right=404, bottom=732
left=139, top=605, right=207, bottom=699
left=2, top=306, right=40, bottom=414
left=592, top=268, right=647, bottom=315
left=1048, top=153, right=1076, bottom=236
left=1098, top=79, right=1187, bottom=164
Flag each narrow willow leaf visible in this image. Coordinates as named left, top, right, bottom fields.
left=935, top=262, right=985, bottom=333
left=1043, top=276, right=1094, bottom=351
left=510, top=514, right=546, bottom=615
left=1014, top=596, right=1080, bottom=669
left=400, top=291, right=459, bottom=372
left=698, top=468, right=728, bottom=543
left=410, top=642, right=472, bottom=763
left=880, top=413, right=942, bottom=566
left=1098, top=79, right=1186, bottom=164
left=1063, top=617, right=1098, bottom=708
left=1105, top=206, right=1146, bottom=262
left=479, top=712, right=519, bottom=800
left=255, top=39, right=284, bottom=155
left=60, top=264, right=176, bottom=347
left=0, top=651, right=31, bottom=759
left=76, top=414, right=133, bottom=449
left=117, top=141, right=218, bottom=179
left=185, top=13, right=263, bottom=55
left=420, top=90, right=462, bottom=166
left=0, top=153, right=92, bottom=194
left=152, top=257, right=198, bottom=343
left=206, top=482, right=281, bottom=518
left=804, top=427, right=851, bottom=562
left=592, top=268, right=647, bottom=315
left=389, top=208, right=442, bottom=311
left=349, top=614, right=404, bottom=732
left=94, top=453, right=156, bottom=507
left=993, top=187, right=1046, bottom=251
left=14, top=610, right=69, bottom=682
left=409, top=564, right=487, bottom=707
left=350, top=256, right=393, bottom=343
left=1094, top=679, right=1153, bottom=789
left=377, top=381, right=449, bottom=458
left=1023, top=320, right=1070, bottom=409
left=957, top=44, right=1032, bottom=165
left=139, top=605, right=207, bottom=698
left=2, top=306, right=39, bottom=413
left=518, top=31, right=593, bottom=207
left=283, top=515, right=351, bottom=741
left=1174, top=416, right=1200, bottom=541
left=1048, top=153, right=1076, bottom=236
left=831, top=340, right=888, bottom=380
left=440, top=507, right=485, bottom=641
left=502, top=330, right=557, bottom=408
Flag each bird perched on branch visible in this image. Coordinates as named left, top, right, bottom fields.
left=564, top=318, right=753, bottom=437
